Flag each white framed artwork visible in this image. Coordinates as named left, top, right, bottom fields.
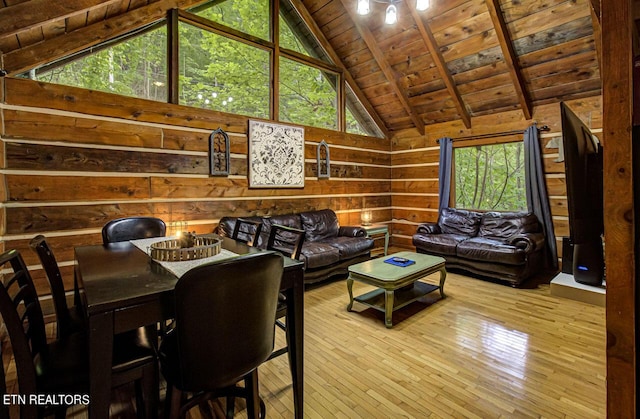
left=248, top=120, right=305, bottom=188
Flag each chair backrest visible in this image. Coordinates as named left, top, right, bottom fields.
left=231, top=218, right=263, bottom=247
left=266, top=224, right=306, bottom=260
left=0, top=250, right=47, bottom=402
left=173, top=252, right=283, bottom=391
left=102, top=216, right=166, bottom=244
left=29, top=235, right=73, bottom=338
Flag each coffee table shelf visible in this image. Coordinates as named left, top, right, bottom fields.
left=354, top=282, right=440, bottom=313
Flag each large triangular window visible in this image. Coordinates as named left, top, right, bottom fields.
left=346, top=83, right=384, bottom=138
left=31, top=23, right=167, bottom=102
left=22, top=0, right=384, bottom=138
left=279, top=1, right=332, bottom=64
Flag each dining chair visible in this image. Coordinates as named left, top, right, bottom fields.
left=29, top=234, right=85, bottom=339
left=30, top=234, right=163, bottom=351
left=265, top=224, right=306, bottom=361
left=159, top=252, right=284, bottom=419
left=101, top=217, right=169, bottom=337
left=102, top=216, right=166, bottom=244
left=231, top=218, right=263, bottom=247
left=0, top=249, right=158, bottom=418
left=266, top=224, right=306, bottom=261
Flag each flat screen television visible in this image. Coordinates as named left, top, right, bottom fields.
left=560, top=102, right=605, bottom=286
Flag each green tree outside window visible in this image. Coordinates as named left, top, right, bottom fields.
left=179, top=22, right=270, bottom=118
left=192, top=0, right=270, bottom=41
left=455, top=142, right=527, bottom=211
left=35, top=26, right=167, bottom=102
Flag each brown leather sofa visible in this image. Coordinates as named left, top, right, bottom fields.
left=412, top=208, right=546, bottom=286
left=217, top=209, right=374, bottom=285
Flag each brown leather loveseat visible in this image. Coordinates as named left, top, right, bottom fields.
left=217, top=209, right=374, bottom=285
left=412, top=208, right=546, bottom=286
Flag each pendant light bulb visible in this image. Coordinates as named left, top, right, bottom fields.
left=385, top=4, right=397, bottom=25
left=357, top=0, right=370, bottom=15
left=416, top=0, right=430, bottom=11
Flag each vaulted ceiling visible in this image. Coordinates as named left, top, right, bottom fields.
left=0, top=0, right=604, bottom=136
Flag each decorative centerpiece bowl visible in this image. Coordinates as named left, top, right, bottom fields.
left=150, top=233, right=222, bottom=261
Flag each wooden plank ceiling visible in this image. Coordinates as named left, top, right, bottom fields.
left=0, top=0, right=602, bottom=134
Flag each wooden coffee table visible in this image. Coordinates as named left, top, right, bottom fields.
left=347, top=251, right=447, bottom=328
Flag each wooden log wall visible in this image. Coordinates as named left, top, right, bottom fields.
left=0, top=75, right=603, bottom=301
left=389, top=95, right=603, bottom=269
left=0, top=77, right=391, bottom=300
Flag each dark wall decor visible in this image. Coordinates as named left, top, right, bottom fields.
left=209, top=127, right=230, bottom=176
left=317, top=140, right=330, bottom=179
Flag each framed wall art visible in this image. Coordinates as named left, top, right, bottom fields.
left=248, top=120, right=305, bottom=188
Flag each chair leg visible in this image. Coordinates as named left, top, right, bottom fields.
left=138, top=362, right=159, bottom=419
left=244, top=370, right=261, bottom=419
left=225, top=395, right=235, bottom=419
left=164, top=384, right=182, bottom=419
left=135, top=380, right=145, bottom=418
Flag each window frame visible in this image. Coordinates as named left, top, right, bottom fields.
left=173, top=4, right=345, bottom=131
left=452, top=138, right=528, bottom=212
left=26, top=0, right=383, bottom=137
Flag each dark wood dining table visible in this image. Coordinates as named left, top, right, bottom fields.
left=74, top=235, right=304, bottom=419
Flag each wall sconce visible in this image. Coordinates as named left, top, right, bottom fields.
left=361, top=210, right=373, bottom=226
left=168, top=221, right=188, bottom=237
left=317, top=140, right=330, bottom=179
left=209, top=127, right=230, bottom=176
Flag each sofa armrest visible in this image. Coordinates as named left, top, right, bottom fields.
left=416, top=223, right=441, bottom=235
left=338, top=226, right=367, bottom=237
left=507, top=233, right=545, bottom=252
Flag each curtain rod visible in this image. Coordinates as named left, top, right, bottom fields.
left=436, top=125, right=550, bottom=143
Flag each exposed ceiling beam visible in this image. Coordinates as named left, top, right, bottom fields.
left=288, top=0, right=390, bottom=138
left=485, top=0, right=532, bottom=120
left=339, top=0, right=425, bottom=135
left=2, top=0, right=209, bottom=76
left=407, top=6, right=471, bottom=129
left=0, top=0, right=122, bottom=40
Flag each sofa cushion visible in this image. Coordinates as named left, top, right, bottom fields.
left=300, top=209, right=339, bottom=242
left=478, top=212, right=540, bottom=240
left=456, top=237, right=526, bottom=265
left=300, top=242, right=340, bottom=269
left=412, top=233, right=468, bottom=256
left=263, top=214, right=302, bottom=231
left=439, top=208, right=482, bottom=236
left=321, top=236, right=373, bottom=260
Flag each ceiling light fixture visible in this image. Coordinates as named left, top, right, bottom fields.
left=385, top=4, right=397, bottom=24
left=357, top=0, right=430, bottom=25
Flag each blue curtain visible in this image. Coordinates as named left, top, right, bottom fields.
left=438, top=137, right=453, bottom=214
left=524, top=125, right=558, bottom=269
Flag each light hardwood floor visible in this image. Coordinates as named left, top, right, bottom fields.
left=3, top=269, right=606, bottom=418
